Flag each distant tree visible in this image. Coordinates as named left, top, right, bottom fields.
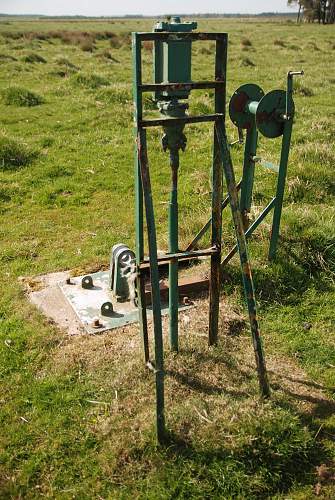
left=288, top=0, right=335, bottom=23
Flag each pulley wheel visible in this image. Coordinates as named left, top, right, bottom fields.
left=256, top=90, right=293, bottom=138
left=229, top=83, right=264, bottom=129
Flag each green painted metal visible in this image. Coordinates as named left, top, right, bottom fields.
left=110, top=244, right=136, bottom=301
left=132, top=24, right=273, bottom=442
left=138, top=128, right=166, bottom=443
left=229, top=83, right=264, bottom=130
left=240, top=125, right=258, bottom=229
left=252, top=156, right=279, bottom=173
left=256, top=90, right=288, bottom=138
left=208, top=36, right=227, bottom=345
left=268, top=119, right=293, bottom=260
left=168, top=159, right=179, bottom=351
left=153, top=17, right=197, bottom=100
left=267, top=71, right=303, bottom=259
left=215, top=118, right=270, bottom=398
left=226, top=71, right=302, bottom=262
left=153, top=18, right=197, bottom=352
left=132, top=33, right=149, bottom=364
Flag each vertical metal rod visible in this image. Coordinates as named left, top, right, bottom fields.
left=208, top=36, right=227, bottom=346
left=132, top=33, right=149, bottom=363
left=138, top=128, right=166, bottom=443
left=240, top=125, right=258, bottom=229
left=216, top=118, right=270, bottom=398
left=268, top=120, right=293, bottom=261
left=169, top=157, right=179, bottom=352
left=269, top=70, right=302, bottom=260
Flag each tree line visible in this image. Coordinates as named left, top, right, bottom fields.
left=289, top=0, right=335, bottom=23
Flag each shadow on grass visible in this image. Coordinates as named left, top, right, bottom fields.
left=153, top=349, right=335, bottom=498
left=166, top=368, right=249, bottom=399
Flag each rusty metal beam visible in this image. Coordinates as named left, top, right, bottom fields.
left=139, top=81, right=225, bottom=92
left=144, top=275, right=209, bottom=304
left=140, top=114, right=223, bottom=128
left=137, top=32, right=228, bottom=42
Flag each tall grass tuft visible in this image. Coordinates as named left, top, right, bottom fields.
left=0, top=54, right=17, bottom=61
left=241, top=37, right=252, bottom=47
left=241, top=57, right=256, bottom=67
left=96, top=86, right=131, bottom=104
left=22, top=52, right=47, bottom=63
left=2, top=86, right=44, bottom=106
left=293, top=80, right=314, bottom=97
left=55, top=57, right=79, bottom=70
left=74, top=73, right=109, bottom=89
left=274, top=39, right=286, bottom=47
left=0, top=135, right=38, bottom=170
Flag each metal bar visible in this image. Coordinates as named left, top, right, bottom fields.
left=221, top=198, right=276, bottom=267
left=169, top=159, right=179, bottom=352
left=137, top=32, right=228, bottom=42
left=216, top=118, right=270, bottom=398
left=268, top=120, right=293, bottom=260
left=185, top=181, right=242, bottom=252
left=240, top=125, right=258, bottom=229
left=285, top=70, right=304, bottom=119
left=145, top=275, right=209, bottom=305
left=252, top=156, right=279, bottom=174
left=208, top=35, right=226, bottom=346
left=139, top=81, right=225, bottom=92
left=132, top=33, right=149, bottom=364
left=138, top=127, right=166, bottom=443
left=140, top=246, right=218, bottom=268
left=140, top=114, right=222, bottom=128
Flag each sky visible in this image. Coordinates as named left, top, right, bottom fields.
left=0, top=1, right=297, bottom=17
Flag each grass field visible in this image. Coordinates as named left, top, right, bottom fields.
left=0, top=15, right=334, bottom=499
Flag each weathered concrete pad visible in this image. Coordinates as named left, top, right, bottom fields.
left=25, top=271, right=85, bottom=336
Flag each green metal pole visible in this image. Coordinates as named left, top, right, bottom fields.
left=138, top=128, right=166, bottom=443
left=208, top=35, right=226, bottom=346
left=169, top=155, right=179, bottom=352
left=269, top=70, right=303, bottom=260
left=216, top=118, right=270, bottom=398
left=240, top=125, right=258, bottom=229
left=268, top=120, right=293, bottom=261
left=132, top=33, right=149, bottom=363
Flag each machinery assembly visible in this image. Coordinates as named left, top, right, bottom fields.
left=57, top=17, right=303, bottom=443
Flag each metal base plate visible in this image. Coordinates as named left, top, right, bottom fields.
left=59, top=271, right=190, bottom=334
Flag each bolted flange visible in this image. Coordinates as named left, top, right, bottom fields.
left=82, top=275, right=94, bottom=289
left=229, top=83, right=264, bottom=130
left=256, top=90, right=294, bottom=138
left=101, top=301, right=114, bottom=317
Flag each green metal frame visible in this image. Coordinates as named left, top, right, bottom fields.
left=132, top=30, right=270, bottom=444
left=187, top=71, right=303, bottom=264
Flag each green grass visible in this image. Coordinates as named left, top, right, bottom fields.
left=2, top=86, right=44, bottom=106
left=22, top=52, right=47, bottom=63
left=0, top=134, right=38, bottom=169
left=0, top=15, right=334, bottom=498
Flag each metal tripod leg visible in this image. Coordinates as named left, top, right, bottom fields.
left=215, top=118, right=270, bottom=398
left=208, top=129, right=223, bottom=345
left=133, top=33, right=149, bottom=364
left=268, top=121, right=293, bottom=261
left=137, top=128, right=166, bottom=443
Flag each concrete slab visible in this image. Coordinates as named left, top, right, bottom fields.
left=26, top=270, right=192, bottom=336
left=27, top=271, right=85, bottom=336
